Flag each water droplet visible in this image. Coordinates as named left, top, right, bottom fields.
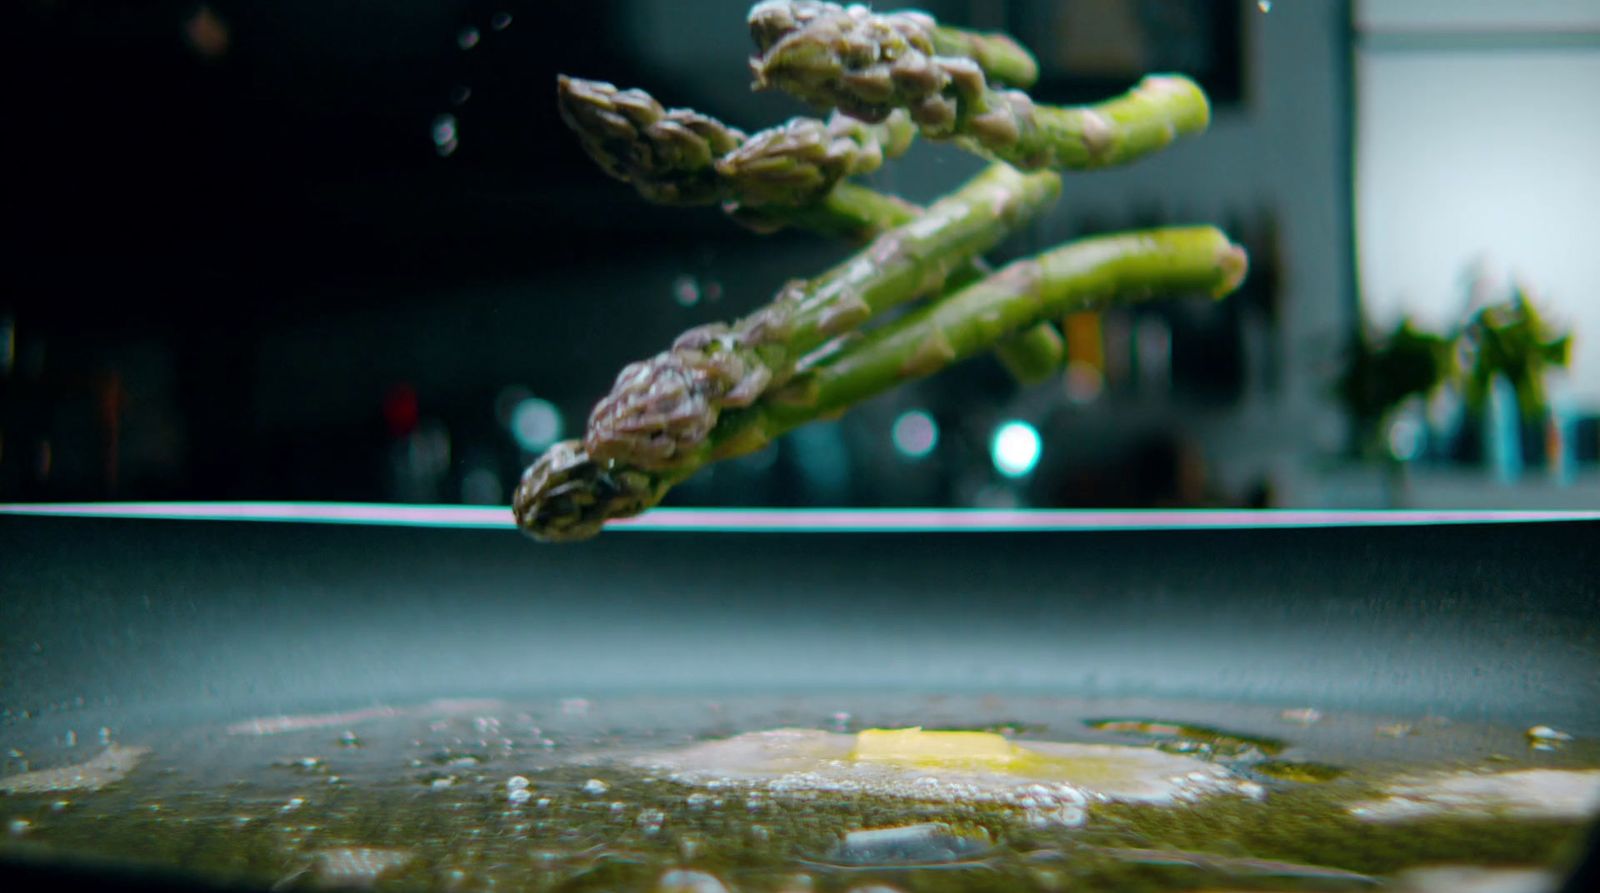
left=450, top=85, right=472, bottom=106
left=506, top=775, right=530, bottom=791
left=671, top=274, right=701, bottom=307
left=582, top=778, right=609, bottom=795
left=657, top=869, right=728, bottom=893
left=637, top=808, right=666, bottom=832
left=1257, top=0, right=1272, bottom=11
left=457, top=26, right=480, bottom=49
left=432, top=114, right=459, bottom=157
left=491, top=13, right=513, bottom=31
left=507, top=788, right=532, bottom=805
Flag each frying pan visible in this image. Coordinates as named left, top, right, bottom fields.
left=2, top=506, right=1598, bottom=889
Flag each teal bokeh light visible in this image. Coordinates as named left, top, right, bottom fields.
left=991, top=421, right=1041, bottom=478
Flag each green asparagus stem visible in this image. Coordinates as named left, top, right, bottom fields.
left=762, top=227, right=1248, bottom=423
left=583, top=162, right=1062, bottom=471
left=747, top=1, right=1210, bottom=170
left=559, top=75, right=1065, bottom=381
left=515, top=227, right=1247, bottom=541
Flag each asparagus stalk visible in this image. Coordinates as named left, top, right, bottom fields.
left=584, top=162, right=1062, bottom=470
left=747, top=1, right=1210, bottom=171
left=558, top=75, right=918, bottom=238
left=515, top=227, right=1247, bottom=541
left=763, top=227, right=1248, bottom=422
left=559, top=75, right=1069, bottom=386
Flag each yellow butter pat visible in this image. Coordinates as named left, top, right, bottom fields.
left=850, top=728, right=1021, bottom=768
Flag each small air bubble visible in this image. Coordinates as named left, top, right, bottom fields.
left=450, top=86, right=472, bottom=106
left=671, top=275, right=701, bottom=307
left=457, top=27, right=480, bottom=49
left=491, top=13, right=513, bottom=31
left=1257, top=0, right=1272, bottom=11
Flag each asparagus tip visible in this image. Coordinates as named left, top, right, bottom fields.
left=512, top=440, right=662, bottom=543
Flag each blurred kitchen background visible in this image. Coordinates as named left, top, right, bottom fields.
left=2, top=0, right=1596, bottom=511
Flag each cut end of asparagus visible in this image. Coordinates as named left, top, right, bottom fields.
left=512, top=440, right=663, bottom=543
left=1136, top=74, right=1211, bottom=135
left=995, top=322, right=1066, bottom=386
left=1216, top=243, right=1250, bottom=297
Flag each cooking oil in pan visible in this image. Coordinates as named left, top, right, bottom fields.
left=2, top=694, right=1596, bottom=892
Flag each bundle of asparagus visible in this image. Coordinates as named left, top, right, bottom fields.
left=518, top=1, right=1247, bottom=541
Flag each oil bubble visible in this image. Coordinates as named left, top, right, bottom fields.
left=432, top=115, right=460, bottom=157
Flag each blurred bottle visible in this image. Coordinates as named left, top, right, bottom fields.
left=1485, top=374, right=1522, bottom=484
left=1545, top=372, right=1576, bottom=487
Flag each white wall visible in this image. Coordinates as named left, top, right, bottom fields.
left=1355, top=2, right=1600, bottom=405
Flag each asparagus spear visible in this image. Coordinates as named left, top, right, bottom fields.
left=560, top=75, right=1067, bottom=381
left=584, top=162, right=1062, bottom=470
left=557, top=74, right=918, bottom=239
left=515, top=227, right=1247, bottom=541
left=747, top=0, right=1040, bottom=89
left=747, top=1, right=1211, bottom=171
left=556, top=75, right=746, bottom=206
